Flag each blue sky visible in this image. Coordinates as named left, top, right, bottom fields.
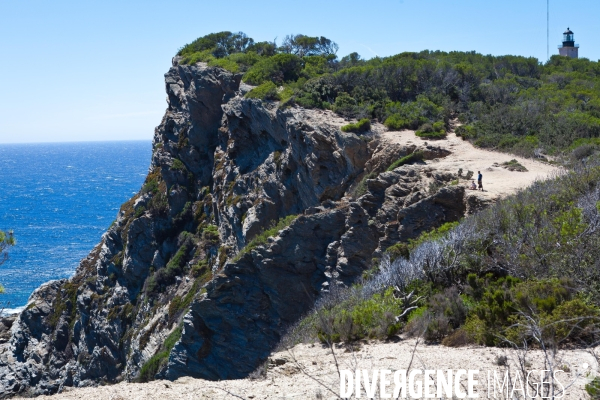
left=0, top=0, right=597, bottom=143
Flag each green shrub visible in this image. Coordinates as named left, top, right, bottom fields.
left=180, top=50, right=213, bottom=65
left=178, top=31, right=254, bottom=60
left=569, top=137, right=600, bottom=151
left=455, top=125, right=476, bottom=139
left=245, top=81, right=279, bottom=101
left=572, top=144, right=597, bottom=160
left=191, top=259, right=209, bottom=278
left=234, top=215, right=298, bottom=261
left=405, top=287, right=467, bottom=342
left=148, top=192, right=168, bottom=216
left=353, top=172, right=377, bottom=198
left=386, top=150, right=424, bottom=171
left=171, top=159, right=185, bottom=171
left=207, top=57, right=240, bottom=73
left=167, top=274, right=208, bottom=328
left=341, top=118, right=371, bottom=134
left=383, top=96, right=444, bottom=131
left=500, top=159, right=528, bottom=172
left=415, top=121, right=446, bottom=139
left=201, top=225, right=219, bottom=244
left=147, top=245, right=190, bottom=295
left=385, top=243, right=410, bottom=261
left=463, top=275, right=597, bottom=346
left=138, top=326, right=182, bottom=382
left=47, top=282, right=80, bottom=329
left=586, top=377, right=600, bottom=399
left=316, top=287, right=404, bottom=343
left=243, top=54, right=303, bottom=85
left=408, top=221, right=459, bottom=249
left=332, top=93, right=357, bottom=118
left=134, top=206, right=146, bottom=219
left=142, top=178, right=159, bottom=195
left=384, top=114, right=412, bottom=130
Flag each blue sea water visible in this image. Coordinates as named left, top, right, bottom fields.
left=0, top=141, right=151, bottom=310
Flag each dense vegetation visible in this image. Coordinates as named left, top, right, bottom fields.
left=178, top=31, right=600, bottom=157
left=285, top=162, right=600, bottom=349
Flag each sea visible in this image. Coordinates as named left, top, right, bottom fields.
left=0, top=141, right=152, bottom=313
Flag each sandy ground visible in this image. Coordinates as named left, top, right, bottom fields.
left=18, top=338, right=598, bottom=399
left=380, top=129, right=562, bottom=201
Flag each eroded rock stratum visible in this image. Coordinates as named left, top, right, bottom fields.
left=0, top=62, right=479, bottom=397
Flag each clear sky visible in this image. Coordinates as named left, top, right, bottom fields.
left=0, top=0, right=597, bottom=144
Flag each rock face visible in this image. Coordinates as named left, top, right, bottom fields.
left=0, top=61, right=479, bottom=397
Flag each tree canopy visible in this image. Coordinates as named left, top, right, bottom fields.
left=177, top=31, right=600, bottom=157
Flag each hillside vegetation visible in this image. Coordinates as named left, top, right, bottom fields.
left=176, top=30, right=600, bottom=354
left=283, top=162, right=600, bottom=350
left=178, top=31, right=600, bottom=157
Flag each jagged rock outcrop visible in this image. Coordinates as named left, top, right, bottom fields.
left=0, top=61, right=481, bottom=397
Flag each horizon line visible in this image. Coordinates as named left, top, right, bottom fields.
left=0, top=139, right=153, bottom=145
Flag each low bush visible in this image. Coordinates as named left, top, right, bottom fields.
left=586, top=377, right=600, bottom=399
left=171, top=159, right=186, bottom=171
left=341, top=118, right=371, bottom=134
left=415, top=121, right=446, bottom=139
left=384, top=243, right=410, bottom=262
left=234, top=215, right=298, bottom=261
left=315, top=287, right=404, bottom=343
left=383, top=97, right=444, bottom=131
left=243, top=53, right=304, bottom=85
left=201, top=224, right=219, bottom=245
left=332, top=92, right=357, bottom=119
left=463, top=275, right=599, bottom=346
left=383, top=222, right=459, bottom=262
left=167, top=274, right=208, bottom=327
left=148, top=192, right=168, bottom=216
left=191, top=259, right=209, bottom=278
left=138, top=326, right=182, bottom=382
left=572, top=144, right=595, bottom=160
left=207, top=57, right=240, bottom=73
left=408, top=221, right=459, bottom=249
left=142, top=178, right=159, bottom=195
left=386, top=150, right=424, bottom=171
left=499, top=159, right=528, bottom=172
left=245, top=81, right=280, bottom=101
left=405, top=287, right=467, bottom=342
left=147, top=244, right=190, bottom=295
left=134, top=206, right=146, bottom=219
left=455, top=125, right=476, bottom=140
left=352, top=171, right=377, bottom=198
left=384, top=114, right=413, bottom=130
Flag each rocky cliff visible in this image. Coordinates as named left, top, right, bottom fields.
left=0, top=61, right=479, bottom=397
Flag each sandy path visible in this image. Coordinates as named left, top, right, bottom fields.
left=381, top=129, right=561, bottom=201
left=19, top=339, right=597, bottom=399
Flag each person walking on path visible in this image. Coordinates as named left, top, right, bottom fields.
left=477, top=171, right=483, bottom=191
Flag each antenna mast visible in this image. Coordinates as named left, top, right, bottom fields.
left=547, top=0, right=550, bottom=61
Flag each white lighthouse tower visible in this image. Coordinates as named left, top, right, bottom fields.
left=558, top=28, right=579, bottom=58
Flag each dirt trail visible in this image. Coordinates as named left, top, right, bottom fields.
left=380, top=128, right=561, bottom=200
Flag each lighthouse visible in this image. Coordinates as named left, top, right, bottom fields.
left=558, top=28, right=579, bottom=58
